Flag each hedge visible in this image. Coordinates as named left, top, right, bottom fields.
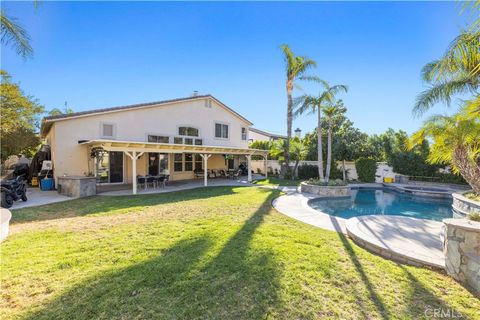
left=355, top=157, right=377, bottom=182
left=297, top=164, right=343, bottom=180
left=297, top=165, right=319, bottom=179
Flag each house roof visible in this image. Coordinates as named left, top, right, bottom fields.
left=249, top=127, right=287, bottom=139
left=41, top=94, right=253, bottom=136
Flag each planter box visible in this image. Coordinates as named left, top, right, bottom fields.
left=452, top=191, right=480, bottom=217
left=443, top=218, right=480, bottom=294
left=300, top=182, right=350, bottom=197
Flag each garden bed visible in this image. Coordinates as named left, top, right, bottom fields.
left=452, top=191, right=480, bottom=217
left=300, top=181, right=351, bottom=197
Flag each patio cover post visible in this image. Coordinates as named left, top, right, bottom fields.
left=246, top=154, right=252, bottom=182
left=124, top=151, right=144, bottom=195
left=199, top=154, right=211, bottom=187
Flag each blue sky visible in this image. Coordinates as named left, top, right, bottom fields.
left=2, top=1, right=472, bottom=135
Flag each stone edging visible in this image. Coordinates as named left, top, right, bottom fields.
left=452, top=191, right=480, bottom=216
left=300, top=182, right=350, bottom=197
left=443, top=218, right=480, bottom=232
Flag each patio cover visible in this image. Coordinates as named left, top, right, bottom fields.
left=78, top=139, right=269, bottom=194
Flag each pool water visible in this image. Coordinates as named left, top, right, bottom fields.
left=308, top=188, right=453, bottom=221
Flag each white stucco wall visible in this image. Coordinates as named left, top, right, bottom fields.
left=248, top=130, right=271, bottom=142
left=251, top=160, right=396, bottom=182
left=46, top=97, right=251, bottom=182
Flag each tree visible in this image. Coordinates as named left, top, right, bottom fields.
left=409, top=110, right=480, bottom=194
left=333, top=122, right=370, bottom=181
left=48, top=106, right=74, bottom=116
left=414, top=2, right=480, bottom=115
left=280, top=44, right=317, bottom=171
left=0, top=70, right=44, bottom=160
left=0, top=8, right=33, bottom=58
left=289, top=138, right=309, bottom=178
left=414, top=31, right=480, bottom=115
left=294, top=80, right=347, bottom=181
left=323, top=99, right=347, bottom=182
left=269, top=137, right=308, bottom=178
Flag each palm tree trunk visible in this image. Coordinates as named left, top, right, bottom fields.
left=317, top=107, right=325, bottom=181
left=342, top=159, right=346, bottom=182
left=452, top=146, right=480, bottom=194
left=325, top=122, right=332, bottom=182
left=285, top=81, right=293, bottom=171
left=293, top=160, right=300, bottom=179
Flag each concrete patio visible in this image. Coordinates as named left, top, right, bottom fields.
left=9, top=188, right=72, bottom=209
left=97, top=177, right=257, bottom=196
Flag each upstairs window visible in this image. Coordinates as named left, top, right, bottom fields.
left=178, top=127, right=199, bottom=137
left=101, top=123, right=116, bottom=139
left=148, top=135, right=169, bottom=143
left=241, top=127, right=247, bottom=141
left=215, top=123, right=229, bottom=139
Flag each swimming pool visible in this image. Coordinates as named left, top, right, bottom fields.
left=308, top=188, right=453, bottom=221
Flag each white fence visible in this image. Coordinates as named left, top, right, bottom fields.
left=251, top=160, right=396, bottom=183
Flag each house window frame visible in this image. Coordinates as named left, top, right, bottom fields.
left=176, top=125, right=200, bottom=137
left=100, top=122, right=116, bottom=139
left=214, top=122, right=230, bottom=140
left=146, top=133, right=170, bottom=144
left=241, top=127, right=247, bottom=141
left=175, top=125, right=201, bottom=145
left=174, top=153, right=183, bottom=172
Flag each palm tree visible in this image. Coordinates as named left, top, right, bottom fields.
left=280, top=44, right=317, bottom=172
left=1, top=9, right=33, bottom=58
left=409, top=110, right=480, bottom=194
left=294, top=80, right=347, bottom=181
left=290, top=138, right=309, bottom=178
left=269, top=137, right=308, bottom=179
left=323, top=99, right=347, bottom=182
left=414, top=30, right=480, bottom=115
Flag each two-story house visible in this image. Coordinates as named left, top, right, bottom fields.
left=40, top=94, right=268, bottom=194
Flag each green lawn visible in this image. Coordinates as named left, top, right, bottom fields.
left=253, top=177, right=302, bottom=187
left=1, top=187, right=478, bottom=319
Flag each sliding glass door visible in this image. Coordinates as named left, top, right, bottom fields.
left=94, top=150, right=123, bottom=183
left=148, top=153, right=169, bottom=175
left=109, top=152, right=123, bottom=183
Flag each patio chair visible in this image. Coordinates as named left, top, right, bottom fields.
left=156, top=176, right=166, bottom=188
left=164, top=175, right=170, bottom=186
left=233, top=170, right=242, bottom=180
left=194, top=169, right=204, bottom=179
left=146, top=176, right=156, bottom=189
left=137, top=176, right=146, bottom=189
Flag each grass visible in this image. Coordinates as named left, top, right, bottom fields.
left=1, top=186, right=479, bottom=319
left=252, top=177, right=302, bottom=187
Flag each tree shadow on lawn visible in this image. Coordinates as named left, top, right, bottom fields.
left=11, top=186, right=249, bottom=224
left=23, top=191, right=282, bottom=320
left=329, top=217, right=473, bottom=319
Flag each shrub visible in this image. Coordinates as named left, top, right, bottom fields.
left=306, top=178, right=347, bottom=186
left=283, top=170, right=295, bottom=180
left=355, top=157, right=377, bottom=182
left=297, top=164, right=319, bottom=180
left=436, top=173, right=468, bottom=185
left=329, top=163, right=343, bottom=180
left=469, top=212, right=480, bottom=222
